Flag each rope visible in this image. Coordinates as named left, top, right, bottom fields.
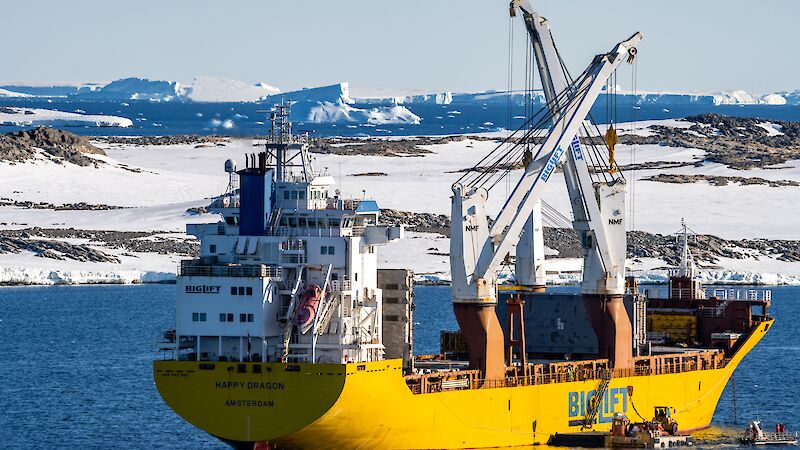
left=630, top=55, right=638, bottom=238
left=507, top=15, right=515, bottom=138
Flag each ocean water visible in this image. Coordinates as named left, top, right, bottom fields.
left=3, top=98, right=800, bottom=137
left=0, top=284, right=797, bottom=449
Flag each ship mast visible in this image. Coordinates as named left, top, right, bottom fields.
left=677, top=218, right=697, bottom=279
left=266, top=104, right=314, bottom=183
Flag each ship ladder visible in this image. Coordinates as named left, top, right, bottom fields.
left=582, top=370, right=613, bottom=430
left=267, top=207, right=282, bottom=233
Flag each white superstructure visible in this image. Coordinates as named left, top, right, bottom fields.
left=159, top=105, right=403, bottom=364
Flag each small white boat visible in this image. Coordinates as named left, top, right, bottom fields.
left=741, top=420, right=798, bottom=446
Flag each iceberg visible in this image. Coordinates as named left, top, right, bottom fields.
left=76, top=77, right=184, bottom=101
left=265, top=83, right=353, bottom=104
left=186, top=76, right=280, bottom=102
left=295, top=100, right=420, bottom=125
left=0, top=88, right=33, bottom=98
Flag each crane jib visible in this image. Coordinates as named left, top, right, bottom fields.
left=539, top=146, right=564, bottom=182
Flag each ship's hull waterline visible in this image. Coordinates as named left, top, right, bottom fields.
left=154, top=320, right=771, bottom=449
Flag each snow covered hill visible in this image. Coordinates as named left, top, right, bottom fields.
left=0, top=119, right=797, bottom=285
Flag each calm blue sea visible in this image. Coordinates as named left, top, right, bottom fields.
left=0, top=284, right=796, bottom=449
left=3, top=98, right=800, bottom=137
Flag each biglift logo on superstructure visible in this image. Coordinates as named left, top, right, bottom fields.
left=566, top=386, right=630, bottom=427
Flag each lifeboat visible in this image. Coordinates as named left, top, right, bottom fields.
left=294, top=284, right=322, bottom=332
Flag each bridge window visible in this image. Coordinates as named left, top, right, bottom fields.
left=219, top=313, right=234, bottom=322
left=321, top=245, right=335, bottom=255
left=283, top=190, right=290, bottom=200
left=210, top=244, right=217, bottom=253
left=192, top=312, right=207, bottom=322
left=240, top=313, right=255, bottom=323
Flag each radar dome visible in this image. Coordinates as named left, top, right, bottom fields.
left=224, top=159, right=237, bottom=173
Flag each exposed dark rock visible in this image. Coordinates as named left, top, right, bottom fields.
left=350, top=172, right=388, bottom=177
left=619, top=114, right=800, bottom=169
left=0, top=228, right=199, bottom=261
left=0, top=199, right=126, bottom=210
left=0, top=126, right=106, bottom=166
left=642, top=174, right=799, bottom=188
left=307, top=135, right=496, bottom=157
left=95, top=135, right=229, bottom=146
left=380, top=209, right=800, bottom=266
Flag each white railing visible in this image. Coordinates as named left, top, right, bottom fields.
left=710, top=288, right=771, bottom=302
left=331, top=280, right=352, bottom=292
left=179, top=263, right=281, bottom=278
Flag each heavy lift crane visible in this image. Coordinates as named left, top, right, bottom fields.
left=449, top=1, right=641, bottom=382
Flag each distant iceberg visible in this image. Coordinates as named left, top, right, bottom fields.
left=265, top=82, right=353, bottom=105
left=297, top=100, right=420, bottom=125
left=75, top=77, right=184, bottom=101
left=186, top=76, right=280, bottom=102
left=0, top=88, right=34, bottom=98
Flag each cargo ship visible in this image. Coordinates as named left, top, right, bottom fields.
left=153, top=2, right=773, bottom=448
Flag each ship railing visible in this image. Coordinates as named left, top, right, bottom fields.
left=280, top=254, right=306, bottom=265
left=179, top=263, right=282, bottom=278
left=280, top=240, right=305, bottom=251
left=406, top=350, right=729, bottom=394
left=331, top=280, right=352, bottom=292
left=710, top=288, right=771, bottom=303
left=265, top=226, right=341, bottom=238
left=669, top=287, right=705, bottom=300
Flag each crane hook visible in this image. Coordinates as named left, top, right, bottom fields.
left=605, top=126, right=618, bottom=174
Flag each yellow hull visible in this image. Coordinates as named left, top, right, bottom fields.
left=154, top=320, right=772, bottom=449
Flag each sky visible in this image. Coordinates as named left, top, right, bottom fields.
left=3, top=0, right=797, bottom=95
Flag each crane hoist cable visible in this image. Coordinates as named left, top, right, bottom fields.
left=455, top=61, right=599, bottom=191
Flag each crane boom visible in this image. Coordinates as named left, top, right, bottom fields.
left=511, top=1, right=638, bottom=370
left=449, top=29, right=641, bottom=380
left=468, top=32, right=641, bottom=294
